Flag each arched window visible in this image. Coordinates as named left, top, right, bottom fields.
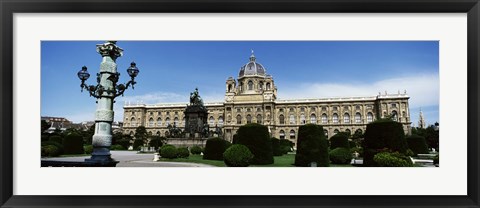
left=279, top=130, right=285, bottom=139
left=248, top=80, right=253, bottom=90
left=266, top=82, right=271, bottom=90
left=156, top=118, right=162, bottom=127
left=290, top=130, right=296, bottom=139
left=367, top=112, right=374, bottom=123
left=300, top=114, right=306, bottom=124
left=148, top=118, right=154, bottom=127
left=256, top=114, right=262, bottom=124
left=392, top=110, right=398, bottom=121
left=218, top=116, right=224, bottom=126
left=236, top=115, right=242, bottom=124
left=324, top=129, right=328, bottom=138
left=345, top=129, right=351, bottom=135
left=125, top=117, right=129, bottom=127
left=289, top=114, right=295, bottom=124
left=321, top=114, right=328, bottom=124
left=355, top=113, right=362, bottom=123
left=355, top=129, right=363, bottom=135
left=131, top=117, right=136, bottom=127
left=334, top=129, right=340, bottom=134
left=246, top=114, right=252, bottom=123
left=333, top=114, right=339, bottom=124
left=259, top=81, right=263, bottom=90
left=209, top=116, right=215, bottom=125
left=310, top=114, right=317, bottom=124
left=344, top=113, right=350, bottom=124
left=174, top=117, right=179, bottom=125
left=279, top=115, right=285, bottom=124
left=156, top=131, right=161, bottom=136
left=129, top=131, right=134, bottom=136
left=165, top=117, right=170, bottom=126
left=228, top=84, right=232, bottom=92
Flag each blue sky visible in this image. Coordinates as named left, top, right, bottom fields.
left=41, top=41, right=439, bottom=127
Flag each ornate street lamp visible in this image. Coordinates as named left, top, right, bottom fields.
left=77, top=41, right=139, bottom=166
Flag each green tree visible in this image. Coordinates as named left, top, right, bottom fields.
left=294, top=124, right=329, bottom=167
left=134, top=126, right=148, bottom=144
left=41, top=120, right=50, bottom=133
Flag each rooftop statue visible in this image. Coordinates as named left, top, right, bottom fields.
left=189, top=87, right=204, bottom=106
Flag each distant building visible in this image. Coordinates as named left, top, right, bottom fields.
left=123, top=52, right=412, bottom=146
left=41, top=116, right=73, bottom=133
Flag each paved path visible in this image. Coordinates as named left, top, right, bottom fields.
left=42, top=151, right=215, bottom=167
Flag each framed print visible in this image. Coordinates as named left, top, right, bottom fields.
left=1, top=0, right=480, bottom=207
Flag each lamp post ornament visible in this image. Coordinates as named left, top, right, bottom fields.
left=77, top=41, right=139, bottom=166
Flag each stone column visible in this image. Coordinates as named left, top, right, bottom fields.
left=85, top=41, right=123, bottom=166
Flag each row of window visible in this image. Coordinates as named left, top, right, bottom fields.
left=278, top=112, right=374, bottom=125
left=278, top=128, right=364, bottom=140
left=278, top=105, right=374, bottom=113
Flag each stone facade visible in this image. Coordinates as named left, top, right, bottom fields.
left=123, top=52, right=411, bottom=146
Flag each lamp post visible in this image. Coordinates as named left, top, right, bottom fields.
left=77, top=41, right=139, bottom=166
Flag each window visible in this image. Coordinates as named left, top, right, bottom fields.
left=322, top=106, right=327, bottom=111
left=259, top=82, right=263, bottom=90
left=246, top=114, right=252, bottom=124
left=247, top=108, right=251, bottom=112
left=237, top=108, right=241, bottom=112
left=333, top=106, right=338, bottom=111
left=209, top=116, right=215, bottom=125
left=148, top=118, right=154, bottom=127
left=367, top=112, right=374, bottom=123
left=165, top=117, right=170, bottom=126
left=355, top=113, right=362, bottom=123
left=290, top=130, right=296, bottom=139
left=334, top=129, right=339, bottom=134
left=131, top=117, right=136, bottom=127
left=156, top=131, right=161, bottom=136
left=279, top=130, right=285, bottom=139
left=218, top=116, right=224, bottom=126
left=311, top=107, right=316, bottom=112
left=392, top=110, right=398, bottom=121
left=257, top=107, right=261, bottom=112
left=174, top=117, right=179, bottom=125
left=333, top=114, right=339, bottom=124
left=289, top=114, right=295, bottom=124
left=345, top=129, right=351, bottom=135
left=157, top=118, right=162, bottom=126
left=300, top=114, right=306, bottom=124
left=248, top=80, right=253, bottom=90
left=391, top=103, right=397, bottom=108
left=321, top=114, right=327, bottom=124
left=356, top=105, right=361, bottom=110
left=289, top=107, right=295, bottom=112
left=279, top=115, right=285, bottom=124
left=344, top=113, right=350, bottom=124
left=228, top=84, right=232, bottom=92
left=149, top=112, right=153, bottom=116
left=344, top=106, right=349, bottom=111
left=266, top=83, right=271, bottom=90
left=300, top=107, right=305, bottom=112
left=310, top=114, right=317, bottom=124
left=236, top=115, right=242, bottom=124
left=279, top=108, right=284, bottom=112
left=257, top=114, right=262, bottom=124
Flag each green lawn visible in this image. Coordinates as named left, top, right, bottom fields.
left=158, top=154, right=353, bottom=167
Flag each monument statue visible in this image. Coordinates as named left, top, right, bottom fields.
left=184, top=88, right=209, bottom=138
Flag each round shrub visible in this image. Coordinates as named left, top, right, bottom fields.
left=41, top=145, right=60, bottom=157
left=41, top=141, right=64, bottom=155
left=190, top=145, right=203, bottom=155
left=223, top=144, right=254, bottom=167
left=279, top=139, right=294, bottom=154
left=62, top=133, right=84, bottom=155
left=406, top=135, right=429, bottom=155
left=329, top=147, right=353, bottom=164
left=236, top=123, right=274, bottom=165
left=329, top=132, right=350, bottom=149
left=203, top=137, right=230, bottom=161
left=110, top=144, right=125, bottom=150
left=160, top=145, right=178, bottom=159
left=373, top=151, right=413, bottom=167
left=363, top=120, right=408, bottom=166
left=84, top=145, right=93, bottom=154
left=294, top=124, right=329, bottom=167
left=177, top=147, right=190, bottom=158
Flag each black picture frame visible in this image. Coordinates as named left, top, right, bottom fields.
left=1, top=0, right=479, bottom=207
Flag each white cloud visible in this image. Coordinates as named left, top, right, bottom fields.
left=278, top=73, right=439, bottom=109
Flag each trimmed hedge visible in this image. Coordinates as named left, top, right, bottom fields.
left=190, top=145, right=203, bottom=155
left=62, top=133, right=84, bottom=155
left=223, top=144, right=254, bottom=167
left=177, top=147, right=190, bottom=158
left=294, top=124, right=329, bottom=167
left=41, top=145, right=61, bottom=157
left=160, top=145, right=177, bottom=159
left=373, top=151, right=413, bottom=167
left=84, top=145, right=93, bottom=154
left=363, top=121, right=408, bottom=166
left=279, top=139, right=294, bottom=154
left=110, top=144, right=126, bottom=150
left=203, top=137, right=230, bottom=161
left=329, top=132, right=350, bottom=149
left=49, top=135, right=63, bottom=144
left=236, top=123, right=274, bottom=165
left=271, top=138, right=283, bottom=156
left=329, top=147, right=353, bottom=164
left=41, top=141, right=64, bottom=155
left=406, top=135, right=429, bottom=155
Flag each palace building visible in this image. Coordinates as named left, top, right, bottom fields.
left=123, top=52, right=412, bottom=146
